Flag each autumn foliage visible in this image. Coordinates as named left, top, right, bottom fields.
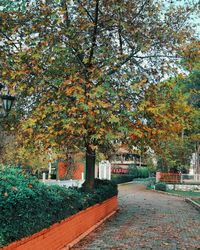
left=0, top=1, right=199, bottom=187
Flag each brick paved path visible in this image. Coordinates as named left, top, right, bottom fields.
left=71, top=183, right=200, bottom=250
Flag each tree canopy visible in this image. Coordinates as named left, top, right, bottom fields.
left=0, top=0, right=199, bottom=187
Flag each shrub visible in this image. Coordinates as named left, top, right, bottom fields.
left=111, top=167, right=150, bottom=184
left=146, top=178, right=156, bottom=189
left=137, top=167, right=149, bottom=178
left=128, top=165, right=139, bottom=178
left=128, top=166, right=149, bottom=179
left=0, top=168, right=117, bottom=247
left=155, top=182, right=167, bottom=191
left=111, top=174, right=134, bottom=184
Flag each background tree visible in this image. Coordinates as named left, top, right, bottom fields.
left=179, top=40, right=200, bottom=174
left=133, top=79, right=195, bottom=172
left=0, top=0, right=198, bottom=188
left=129, top=39, right=200, bottom=173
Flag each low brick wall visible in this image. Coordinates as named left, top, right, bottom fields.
left=1, top=196, right=117, bottom=250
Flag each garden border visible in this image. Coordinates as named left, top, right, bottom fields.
left=185, top=198, right=200, bottom=211
left=150, top=189, right=200, bottom=212
left=149, top=189, right=184, bottom=197
left=117, top=181, right=134, bottom=186
left=150, top=189, right=200, bottom=199
left=1, top=196, right=118, bottom=250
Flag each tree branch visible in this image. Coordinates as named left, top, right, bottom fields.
left=106, top=51, right=137, bottom=76
left=118, top=12, right=123, bottom=55
left=61, top=0, right=70, bottom=26
left=88, top=0, right=99, bottom=65
left=77, top=0, right=94, bottom=22
left=132, top=0, right=150, bottom=23
left=133, top=55, right=181, bottom=59
left=0, top=31, right=20, bottom=51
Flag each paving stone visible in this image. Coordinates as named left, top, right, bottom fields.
left=71, top=183, right=200, bottom=250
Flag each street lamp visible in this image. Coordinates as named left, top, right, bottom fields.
left=1, top=95, right=15, bottom=113
left=0, top=82, right=15, bottom=117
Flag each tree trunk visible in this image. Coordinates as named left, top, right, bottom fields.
left=82, top=144, right=96, bottom=191
left=195, top=141, right=200, bottom=175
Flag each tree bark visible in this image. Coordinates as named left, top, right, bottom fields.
left=82, top=144, right=96, bottom=190
left=195, top=141, right=200, bottom=175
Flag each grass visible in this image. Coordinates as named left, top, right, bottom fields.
left=172, top=182, right=200, bottom=185
left=167, top=190, right=200, bottom=198
left=135, top=178, right=200, bottom=199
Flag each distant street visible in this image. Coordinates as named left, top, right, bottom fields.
left=71, top=183, right=200, bottom=250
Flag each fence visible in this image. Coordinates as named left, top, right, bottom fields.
left=181, top=174, right=200, bottom=183
left=156, top=172, right=200, bottom=184
left=158, top=173, right=181, bottom=183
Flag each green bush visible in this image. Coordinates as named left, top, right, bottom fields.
left=111, top=174, right=134, bottom=184
left=111, top=166, right=150, bottom=184
left=145, top=178, right=156, bottom=189
left=137, top=167, right=149, bottom=178
left=128, top=166, right=149, bottom=179
left=0, top=168, right=118, bottom=247
left=128, top=165, right=139, bottom=178
left=155, top=182, right=167, bottom=191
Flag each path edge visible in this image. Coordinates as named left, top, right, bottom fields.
left=185, top=198, right=200, bottom=211
left=61, top=211, right=117, bottom=250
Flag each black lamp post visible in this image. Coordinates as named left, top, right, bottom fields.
left=0, top=82, right=15, bottom=117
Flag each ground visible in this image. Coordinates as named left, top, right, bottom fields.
left=71, top=182, right=200, bottom=250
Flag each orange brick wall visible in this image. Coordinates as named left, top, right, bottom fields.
left=1, top=196, right=118, bottom=250
left=72, top=163, right=84, bottom=179
left=58, top=162, right=67, bottom=179
left=58, top=162, right=84, bottom=180
left=156, top=172, right=181, bottom=183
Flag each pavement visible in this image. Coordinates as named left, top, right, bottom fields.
left=71, top=182, right=200, bottom=250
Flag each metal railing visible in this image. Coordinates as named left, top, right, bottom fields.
left=181, top=174, right=200, bottom=184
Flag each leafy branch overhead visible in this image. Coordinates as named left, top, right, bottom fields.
left=0, top=0, right=199, bottom=186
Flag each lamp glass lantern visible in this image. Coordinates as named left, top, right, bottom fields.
left=1, top=95, right=15, bottom=113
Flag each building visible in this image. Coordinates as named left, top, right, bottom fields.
left=110, top=148, right=147, bottom=174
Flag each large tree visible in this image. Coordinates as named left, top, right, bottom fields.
left=0, top=0, right=198, bottom=188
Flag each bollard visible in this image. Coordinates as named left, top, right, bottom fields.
left=81, top=172, right=84, bottom=180
left=42, top=172, right=46, bottom=182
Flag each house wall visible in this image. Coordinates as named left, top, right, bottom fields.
left=58, top=162, right=84, bottom=180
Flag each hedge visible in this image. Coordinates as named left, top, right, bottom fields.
left=155, top=182, right=167, bottom=191
left=112, top=167, right=150, bottom=184
left=0, top=168, right=118, bottom=247
left=111, top=174, right=134, bottom=184
left=137, top=167, right=149, bottom=178
left=128, top=166, right=149, bottom=178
